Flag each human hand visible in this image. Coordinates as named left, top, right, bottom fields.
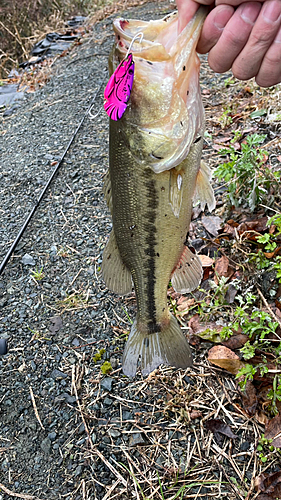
left=177, top=0, right=281, bottom=87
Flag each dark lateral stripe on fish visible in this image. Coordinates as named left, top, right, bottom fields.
left=143, top=169, right=161, bottom=334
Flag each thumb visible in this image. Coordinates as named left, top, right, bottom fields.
left=177, top=0, right=215, bottom=32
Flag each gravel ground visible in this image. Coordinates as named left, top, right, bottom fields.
left=0, top=2, right=279, bottom=499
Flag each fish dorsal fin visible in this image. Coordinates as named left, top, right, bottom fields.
left=171, top=246, right=202, bottom=293
left=102, top=230, right=132, bottom=295
left=169, top=168, right=184, bottom=218
left=102, top=170, right=113, bottom=213
left=193, top=160, right=216, bottom=212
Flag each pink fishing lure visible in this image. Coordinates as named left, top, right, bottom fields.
left=104, top=53, right=135, bottom=121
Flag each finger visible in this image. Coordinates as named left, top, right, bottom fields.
left=216, top=0, right=264, bottom=5
left=232, top=0, right=281, bottom=80
left=177, top=0, right=200, bottom=32
left=197, top=4, right=234, bottom=52
left=255, top=26, right=281, bottom=85
left=206, top=2, right=262, bottom=71
left=177, top=0, right=214, bottom=32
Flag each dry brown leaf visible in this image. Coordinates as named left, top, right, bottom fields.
left=176, top=297, right=195, bottom=312
left=222, top=333, right=248, bottom=350
left=205, top=418, right=237, bottom=445
left=237, top=217, right=269, bottom=235
left=190, top=410, right=202, bottom=419
left=255, top=410, right=270, bottom=426
left=188, top=314, right=223, bottom=342
left=201, top=215, right=223, bottom=237
left=222, top=223, right=236, bottom=237
left=198, top=254, right=214, bottom=267
left=256, top=470, right=281, bottom=499
left=215, top=255, right=229, bottom=277
left=238, top=380, right=258, bottom=416
left=264, top=413, right=281, bottom=447
left=208, top=345, right=244, bottom=375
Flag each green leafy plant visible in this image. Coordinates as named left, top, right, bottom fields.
left=251, top=212, right=281, bottom=281
left=101, top=361, right=112, bottom=374
left=30, top=266, right=45, bottom=281
left=257, top=434, right=275, bottom=463
left=215, top=134, right=280, bottom=211
left=93, top=348, right=106, bottom=363
left=267, top=374, right=281, bottom=416
left=197, top=275, right=233, bottom=322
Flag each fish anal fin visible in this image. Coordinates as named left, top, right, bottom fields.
left=102, top=230, right=132, bottom=295
left=122, top=315, right=193, bottom=377
left=193, top=160, right=216, bottom=212
left=171, top=246, right=202, bottom=293
left=102, top=170, right=113, bottom=214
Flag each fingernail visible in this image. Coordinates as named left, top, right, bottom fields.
left=240, top=3, right=261, bottom=24
left=214, top=7, right=231, bottom=30
left=263, top=0, right=281, bottom=23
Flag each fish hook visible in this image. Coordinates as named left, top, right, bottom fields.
left=125, top=31, right=144, bottom=58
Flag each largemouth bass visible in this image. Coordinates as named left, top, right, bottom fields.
left=102, top=7, right=215, bottom=377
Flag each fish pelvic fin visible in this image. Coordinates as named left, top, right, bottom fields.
left=171, top=246, right=202, bottom=293
left=193, top=160, right=216, bottom=212
left=122, top=315, right=193, bottom=377
left=102, top=230, right=132, bottom=295
left=169, top=168, right=183, bottom=218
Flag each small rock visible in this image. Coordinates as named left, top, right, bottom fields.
left=101, top=377, right=113, bottom=392
left=30, top=360, right=36, bottom=371
left=109, top=428, right=121, bottom=438
left=48, top=432, right=57, bottom=441
left=129, top=432, right=147, bottom=447
left=184, top=376, right=195, bottom=386
left=50, top=369, right=68, bottom=380
left=75, top=465, right=83, bottom=476
left=122, top=411, right=133, bottom=421
left=22, top=254, right=36, bottom=266
left=240, top=440, right=250, bottom=452
left=41, top=437, right=52, bottom=454
left=109, top=357, right=118, bottom=369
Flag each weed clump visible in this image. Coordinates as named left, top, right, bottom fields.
left=101, top=361, right=112, bottom=374
left=93, top=348, right=106, bottom=363
left=215, top=133, right=280, bottom=211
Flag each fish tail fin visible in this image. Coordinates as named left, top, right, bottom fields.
left=122, top=315, right=193, bottom=377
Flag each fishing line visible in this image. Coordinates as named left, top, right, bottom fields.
left=0, top=78, right=105, bottom=278
left=125, top=31, right=143, bottom=57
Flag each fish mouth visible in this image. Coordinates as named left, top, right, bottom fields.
left=113, top=7, right=207, bottom=61
left=111, top=8, right=207, bottom=173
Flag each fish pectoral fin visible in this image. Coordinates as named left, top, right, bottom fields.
left=193, top=160, right=216, bottom=212
left=122, top=315, right=193, bottom=377
left=171, top=246, right=202, bottom=293
left=102, top=170, right=113, bottom=214
left=169, top=168, right=183, bottom=218
left=102, top=230, right=132, bottom=295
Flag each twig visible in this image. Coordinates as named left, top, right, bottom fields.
left=214, top=458, right=246, bottom=500
left=93, top=448, right=127, bottom=487
left=29, top=386, right=45, bottom=430
left=71, top=366, right=91, bottom=443
left=70, top=268, right=83, bottom=286
left=101, top=479, right=121, bottom=500
left=0, top=482, right=46, bottom=500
